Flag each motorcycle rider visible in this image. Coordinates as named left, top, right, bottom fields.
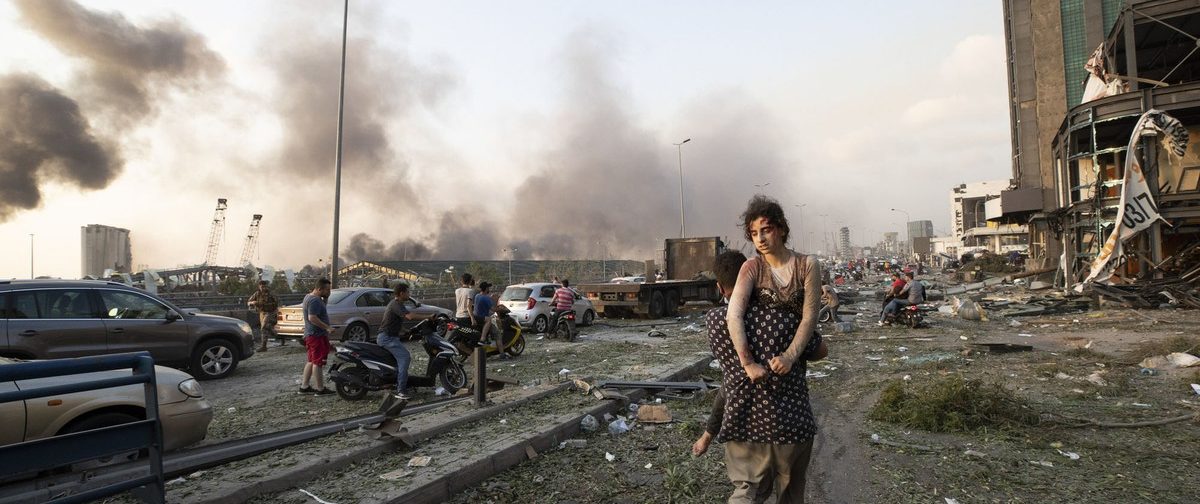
left=879, top=271, right=925, bottom=326
left=379, top=283, right=437, bottom=401
left=550, top=279, right=575, bottom=333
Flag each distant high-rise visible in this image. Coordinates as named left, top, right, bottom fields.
left=81, top=224, right=132, bottom=278
left=907, top=220, right=934, bottom=239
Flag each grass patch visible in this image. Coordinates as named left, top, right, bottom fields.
left=1126, top=335, right=1200, bottom=361
left=869, top=375, right=1039, bottom=433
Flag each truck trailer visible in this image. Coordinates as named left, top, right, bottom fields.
left=578, top=237, right=724, bottom=318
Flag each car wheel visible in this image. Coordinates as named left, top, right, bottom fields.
left=191, top=339, right=240, bottom=380
left=61, top=412, right=142, bottom=470
left=532, top=315, right=548, bottom=334
left=582, top=310, right=595, bottom=326
left=343, top=322, right=370, bottom=343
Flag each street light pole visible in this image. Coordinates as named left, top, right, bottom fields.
left=330, top=0, right=349, bottom=288
left=674, top=138, right=691, bottom=238
left=818, top=213, right=830, bottom=255
left=29, top=233, right=34, bottom=279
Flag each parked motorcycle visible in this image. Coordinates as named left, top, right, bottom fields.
left=329, top=314, right=467, bottom=400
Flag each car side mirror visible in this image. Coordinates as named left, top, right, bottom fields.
left=166, top=311, right=183, bottom=322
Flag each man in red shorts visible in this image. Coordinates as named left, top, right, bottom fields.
left=299, top=278, right=335, bottom=395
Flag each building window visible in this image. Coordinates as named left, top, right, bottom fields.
left=1061, top=0, right=1088, bottom=106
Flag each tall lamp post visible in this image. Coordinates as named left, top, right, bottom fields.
left=503, top=248, right=517, bottom=284
left=29, top=233, right=34, bottom=279
left=329, top=0, right=350, bottom=288
left=674, top=138, right=691, bottom=238
left=890, top=208, right=911, bottom=257
left=818, top=213, right=830, bottom=255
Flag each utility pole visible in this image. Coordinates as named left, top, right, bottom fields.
left=674, top=138, right=691, bottom=238
left=29, top=233, right=34, bottom=279
left=330, top=0, right=349, bottom=287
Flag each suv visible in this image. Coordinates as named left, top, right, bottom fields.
left=0, top=280, right=255, bottom=380
left=499, top=283, right=595, bottom=333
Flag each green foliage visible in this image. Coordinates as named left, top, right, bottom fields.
left=466, top=262, right=504, bottom=286
left=869, top=375, right=1038, bottom=433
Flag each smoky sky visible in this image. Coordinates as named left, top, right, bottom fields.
left=266, top=17, right=456, bottom=212
left=0, top=74, right=121, bottom=220
left=15, top=0, right=224, bottom=124
left=342, top=29, right=794, bottom=263
left=3, top=0, right=222, bottom=223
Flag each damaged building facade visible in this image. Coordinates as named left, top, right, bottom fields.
left=1003, top=0, right=1200, bottom=288
left=949, top=180, right=1031, bottom=255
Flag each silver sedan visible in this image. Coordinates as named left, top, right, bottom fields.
left=276, top=288, right=453, bottom=342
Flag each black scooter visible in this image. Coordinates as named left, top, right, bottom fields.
left=329, top=315, right=467, bottom=400
left=548, top=309, right=578, bottom=342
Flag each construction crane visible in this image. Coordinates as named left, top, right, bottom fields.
left=238, top=214, right=263, bottom=266
left=203, top=198, right=228, bottom=265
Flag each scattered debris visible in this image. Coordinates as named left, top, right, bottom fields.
left=608, top=416, right=631, bottom=436
left=407, top=455, right=432, bottom=467
left=605, top=452, right=616, bottom=462
left=560, top=439, right=588, bottom=449
left=1057, top=449, right=1081, bottom=461
left=1191, top=384, right=1200, bottom=396
left=580, top=414, right=599, bottom=432
left=592, top=388, right=628, bottom=401
left=299, top=489, right=338, bottom=504
left=806, top=370, right=830, bottom=379
left=572, top=378, right=592, bottom=393
left=709, top=359, right=720, bottom=369
left=559, top=368, right=571, bottom=376
left=637, top=404, right=673, bottom=423
left=1086, top=371, right=1109, bottom=387
left=681, top=323, right=702, bottom=333
left=525, top=445, right=539, bottom=460
left=963, top=449, right=987, bottom=458
left=644, top=463, right=653, bottom=469
left=1029, top=460, right=1054, bottom=468
left=647, top=329, right=668, bottom=338
left=834, top=322, right=855, bottom=333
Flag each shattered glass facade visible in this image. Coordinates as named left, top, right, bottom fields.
left=1061, top=0, right=1088, bottom=106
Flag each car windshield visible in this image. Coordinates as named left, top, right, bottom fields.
left=327, top=290, right=354, bottom=305
left=500, top=287, right=532, bottom=301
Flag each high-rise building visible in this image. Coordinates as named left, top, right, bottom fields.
left=81, top=224, right=132, bottom=278
left=907, top=220, right=934, bottom=239
left=1002, top=0, right=1128, bottom=264
left=838, top=227, right=851, bottom=258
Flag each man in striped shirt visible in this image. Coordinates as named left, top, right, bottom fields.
left=551, top=280, right=575, bottom=331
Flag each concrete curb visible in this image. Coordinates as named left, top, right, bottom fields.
left=385, top=355, right=716, bottom=504
left=193, top=382, right=572, bottom=504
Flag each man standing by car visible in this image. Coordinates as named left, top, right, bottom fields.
left=551, top=280, right=574, bottom=332
left=300, top=279, right=334, bottom=395
left=473, top=282, right=495, bottom=331
left=455, top=273, right=477, bottom=329
left=247, top=280, right=280, bottom=351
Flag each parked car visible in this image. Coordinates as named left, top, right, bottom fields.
left=499, top=283, right=595, bottom=333
left=0, top=355, right=213, bottom=465
left=276, top=288, right=453, bottom=342
left=0, top=280, right=256, bottom=380
left=610, top=276, right=645, bottom=284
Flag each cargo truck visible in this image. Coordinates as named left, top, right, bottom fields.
left=578, top=237, right=725, bottom=318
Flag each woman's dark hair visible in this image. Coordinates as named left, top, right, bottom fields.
left=740, top=194, right=790, bottom=244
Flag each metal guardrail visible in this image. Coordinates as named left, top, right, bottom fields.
left=0, top=352, right=165, bottom=504
left=161, top=287, right=458, bottom=311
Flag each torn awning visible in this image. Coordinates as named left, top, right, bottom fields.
left=1078, top=109, right=1188, bottom=289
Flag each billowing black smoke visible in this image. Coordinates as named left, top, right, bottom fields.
left=0, top=75, right=122, bottom=220
left=14, top=0, right=224, bottom=125
left=340, top=29, right=794, bottom=263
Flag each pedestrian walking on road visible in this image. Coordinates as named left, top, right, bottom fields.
left=299, top=279, right=335, bottom=395
left=247, top=280, right=280, bottom=351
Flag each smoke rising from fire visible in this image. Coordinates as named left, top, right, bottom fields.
left=0, top=75, right=122, bottom=220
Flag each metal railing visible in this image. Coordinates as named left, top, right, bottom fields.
left=0, top=352, right=164, bottom=504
